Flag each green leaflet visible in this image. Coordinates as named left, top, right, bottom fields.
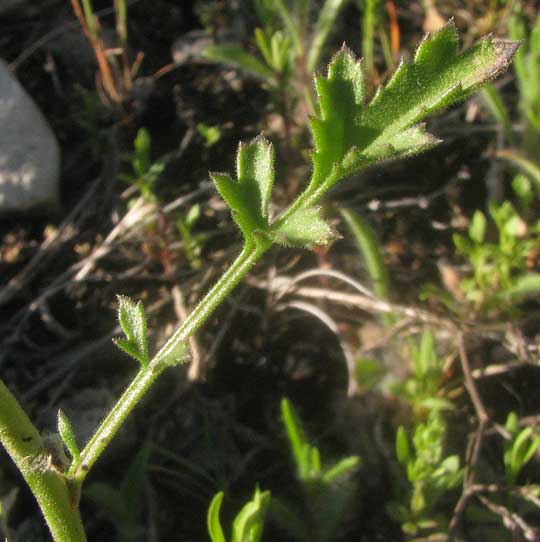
left=309, top=21, right=519, bottom=193
left=212, top=136, right=335, bottom=249
left=211, top=136, right=275, bottom=244
left=57, top=410, right=80, bottom=462
left=207, top=492, right=226, bottom=542
left=114, top=295, right=150, bottom=368
left=270, top=206, right=337, bottom=248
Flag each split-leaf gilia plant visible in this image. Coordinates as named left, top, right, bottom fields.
left=0, top=22, right=517, bottom=542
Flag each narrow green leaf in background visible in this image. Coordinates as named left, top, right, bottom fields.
left=307, top=0, right=347, bottom=72
left=202, top=45, right=275, bottom=81
left=207, top=492, right=226, bottom=542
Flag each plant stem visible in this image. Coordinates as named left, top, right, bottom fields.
left=69, top=241, right=269, bottom=483
left=0, top=381, right=86, bottom=542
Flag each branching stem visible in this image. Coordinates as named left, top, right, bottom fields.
left=68, top=240, right=269, bottom=484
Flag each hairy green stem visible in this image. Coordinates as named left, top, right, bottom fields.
left=68, top=241, right=269, bottom=484
left=0, top=381, right=86, bottom=542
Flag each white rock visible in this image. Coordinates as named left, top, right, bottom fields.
left=0, top=59, right=60, bottom=215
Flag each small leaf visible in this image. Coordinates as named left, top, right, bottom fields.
left=207, top=492, right=226, bottom=542
left=133, top=128, right=151, bottom=176
left=114, top=295, right=150, bottom=368
left=354, top=357, right=386, bottom=392
left=396, top=426, right=410, bottom=465
left=469, top=210, right=487, bottom=244
left=417, top=397, right=456, bottom=412
left=497, top=150, right=540, bottom=192
left=506, top=411, right=520, bottom=434
left=57, top=410, right=80, bottom=462
left=281, top=398, right=309, bottom=478
left=513, top=174, right=534, bottom=209
left=202, top=44, right=275, bottom=81
left=271, top=206, right=337, bottom=248
left=307, top=0, right=347, bottom=72
left=232, top=487, right=270, bottom=542
left=155, top=340, right=190, bottom=369
left=322, top=455, right=361, bottom=483
left=185, top=203, right=201, bottom=228
left=211, top=136, right=275, bottom=243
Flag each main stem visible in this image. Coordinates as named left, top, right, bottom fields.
left=0, top=381, right=86, bottom=542
left=68, top=241, right=269, bottom=483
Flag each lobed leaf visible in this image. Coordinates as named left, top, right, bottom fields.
left=309, top=21, right=519, bottom=193
left=114, top=296, right=150, bottom=368
left=211, top=136, right=275, bottom=244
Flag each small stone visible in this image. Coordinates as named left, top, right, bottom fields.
left=0, top=59, right=60, bottom=215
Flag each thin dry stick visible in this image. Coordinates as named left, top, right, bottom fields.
left=277, top=300, right=359, bottom=396
left=70, top=0, right=122, bottom=105
left=449, top=333, right=491, bottom=540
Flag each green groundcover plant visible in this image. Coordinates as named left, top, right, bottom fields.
left=0, top=23, right=517, bottom=541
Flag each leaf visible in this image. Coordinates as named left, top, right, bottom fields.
left=270, top=206, right=337, bottom=248
left=513, top=174, right=534, bottom=210
left=57, top=410, right=80, bottom=461
left=281, top=398, right=309, bottom=478
left=211, top=136, right=275, bottom=243
left=503, top=274, right=540, bottom=301
left=154, top=340, right=190, bottom=369
left=207, top=492, right=226, bottom=542
left=417, top=397, right=456, bottom=412
left=396, top=426, right=410, bottom=465
left=308, top=22, right=519, bottom=193
left=341, top=208, right=391, bottom=301
left=497, top=150, right=540, bottom=192
left=469, top=210, right=487, bottom=244
left=354, top=357, right=386, bottom=392
left=133, top=128, right=152, bottom=176
left=232, top=487, right=270, bottom=542
left=114, top=296, right=150, bottom=368
left=272, top=0, right=302, bottom=55
left=322, top=455, right=361, bottom=484
left=307, top=0, right=347, bottom=72
left=202, top=44, right=275, bottom=81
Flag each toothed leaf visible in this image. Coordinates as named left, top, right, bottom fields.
left=57, top=410, right=80, bottom=461
left=114, top=296, right=150, bottom=368
left=309, top=22, right=519, bottom=193
left=211, top=136, right=275, bottom=243
left=271, top=207, right=337, bottom=248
